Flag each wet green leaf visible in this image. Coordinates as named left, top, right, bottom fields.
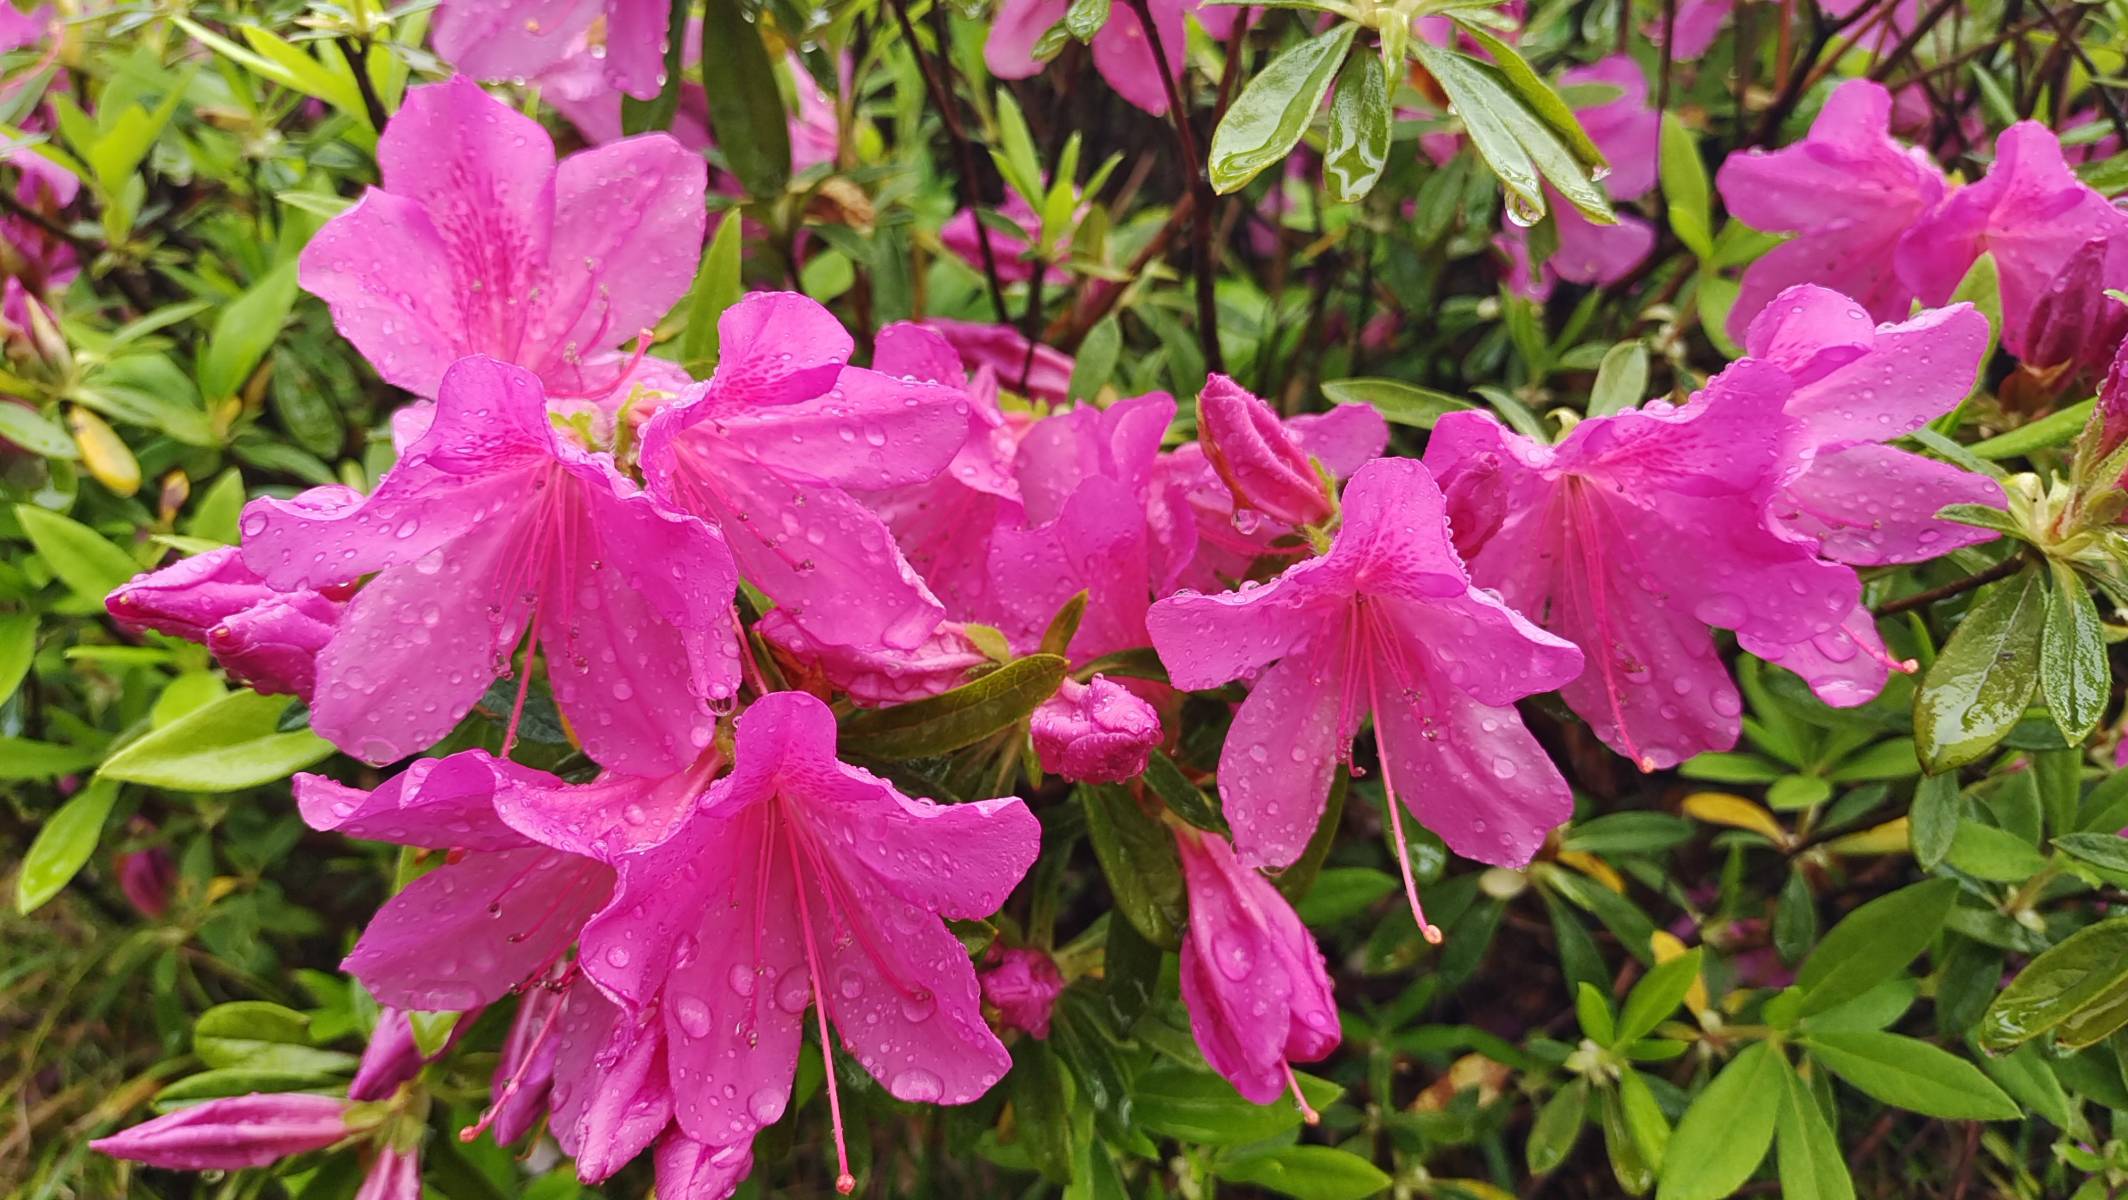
left=16, top=777, right=119, bottom=913
left=1323, top=51, right=1390, bottom=203
left=1080, top=782, right=1186, bottom=948
left=99, top=689, right=334, bottom=792
left=1913, top=570, right=2044, bottom=772
left=2039, top=561, right=2107, bottom=741
left=840, top=654, right=1066, bottom=759
left=1208, top=25, right=1356, bottom=194
left=1981, top=916, right=2128, bottom=1052
left=699, top=0, right=790, bottom=197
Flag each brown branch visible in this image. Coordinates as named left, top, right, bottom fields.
left=1873, top=555, right=2026, bottom=616
left=337, top=37, right=391, bottom=133
left=1126, top=0, right=1224, bottom=374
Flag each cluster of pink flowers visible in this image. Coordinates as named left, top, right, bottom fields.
left=91, top=49, right=2024, bottom=1200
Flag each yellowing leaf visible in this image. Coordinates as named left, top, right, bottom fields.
left=1652, top=930, right=1711, bottom=1018
left=1683, top=791, right=1789, bottom=847
left=1822, top=817, right=1912, bottom=857
left=1557, top=849, right=1625, bottom=893
left=68, top=407, right=140, bottom=496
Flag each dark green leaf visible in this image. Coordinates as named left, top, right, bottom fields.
left=1968, top=400, right=2094, bottom=460
left=1080, top=783, right=1186, bottom=948
left=1526, top=1079, right=1588, bottom=1173
left=1802, top=1031, right=2018, bottom=1119
left=681, top=210, right=745, bottom=371
left=1144, top=750, right=1227, bottom=834
left=16, top=777, right=119, bottom=913
left=699, top=0, right=791, bottom=197
left=1794, top=878, right=1955, bottom=1016
left=1323, top=51, right=1390, bottom=203
left=1132, top=1059, right=1340, bottom=1145
left=1208, top=26, right=1357, bottom=194
left=1321, top=377, right=1474, bottom=427
left=1913, top=570, right=2045, bottom=772
left=1909, top=773, right=1961, bottom=870
left=840, top=654, right=1066, bottom=759
left=1980, top=916, right=2128, bottom=1053
left=2039, top=561, right=2107, bottom=741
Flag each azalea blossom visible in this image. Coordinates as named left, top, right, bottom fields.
left=570, top=690, right=1040, bottom=1192
left=300, top=76, right=705, bottom=402
left=244, top=356, right=736, bottom=771
left=1897, top=120, right=2128, bottom=370
left=431, top=0, right=671, bottom=100
left=639, top=294, right=969, bottom=654
left=1147, top=458, right=1583, bottom=935
left=980, top=946, right=1065, bottom=1038
left=107, top=526, right=352, bottom=699
left=985, top=0, right=1240, bottom=115
left=1424, top=365, right=1858, bottom=769
left=1031, top=674, right=1164, bottom=782
left=92, top=1093, right=355, bottom=1170
left=1498, top=56, right=1658, bottom=298
left=1174, top=825, right=1338, bottom=1110
left=918, top=318, right=1077, bottom=403
left=1727, top=287, right=1999, bottom=703
left=1715, top=79, right=1946, bottom=338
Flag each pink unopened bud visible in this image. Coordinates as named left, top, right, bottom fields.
left=1030, top=675, right=1162, bottom=783
left=2021, top=236, right=2128, bottom=377
left=115, top=845, right=176, bottom=919
left=350, top=1007, right=470, bottom=1102
left=979, top=946, right=1065, bottom=1038
left=90, top=1093, right=352, bottom=1170
left=485, top=984, right=563, bottom=1145
left=1198, top=374, right=1334, bottom=528
left=355, top=1144, right=421, bottom=1200
left=2099, top=336, right=2128, bottom=460
left=758, top=612, right=989, bottom=707
left=209, top=590, right=340, bottom=698
left=107, top=547, right=278, bottom=644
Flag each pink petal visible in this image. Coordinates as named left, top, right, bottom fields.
left=1564, top=57, right=1658, bottom=200
left=1324, top=458, right=1477, bottom=601
left=709, top=365, right=969, bottom=490
left=655, top=1132, right=756, bottom=1200
left=1375, top=672, right=1572, bottom=867
left=1288, top=404, right=1389, bottom=476
left=600, top=0, right=674, bottom=99
left=708, top=292, right=854, bottom=407
left=1092, top=0, right=1184, bottom=115
left=1549, top=207, right=1655, bottom=288
left=432, top=0, right=603, bottom=84
left=983, top=0, right=1071, bottom=79
left=491, top=760, right=707, bottom=861
left=346, top=846, right=612, bottom=1011
left=1742, top=284, right=1877, bottom=384
left=1014, top=392, right=1175, bottom=525
left=1146, top=562, right=1344, bottom=691
left=531, top=134, right=707, bottom=392
left=298, top=190, right=477, bottom=395
left=294, top=751, right=528, bottom=851
left=1774, top=441, right=2004, bottom=566
left=1739, top=604, right=1895, bottom=709
left=871, top=322, right=967, bottom=384
left=563, top=1009, right=670, bottom=1183
left=1218, top=645, right=1350, bottom=869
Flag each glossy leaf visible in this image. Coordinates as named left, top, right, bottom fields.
left=16, top=776, right=120, bottom=913
left=1794, top=878, right=1956, bottom=1016
left=1080, top=782, right=1186, bottom=948
left=1980, top=916, right=2128, bottom=1052
left=1802, top=1031, right=2018, bottom=1119
left=699, top=0, right=790, bottom=198
left=1322, top=377, right=1474, bottom=427
left=840, top=654, right=1067, bottom=759
left=1323, top=51, right=1390, bottom=203
left=1655, top=1041, right=1781, bottom=1200
left=1208, top=25, right=1356, bottom=194
left=1774, top=1057, right=1854, bottom=1200
left=1913, top=570, right=2045, bottom=773
left=2038, top=561, right=2106, bottom=741
left=98, top=689, right=334, bottom=792
left=1214, top=1146, right=1392, bottom=1200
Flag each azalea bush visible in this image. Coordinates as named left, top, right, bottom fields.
left=7, top=0, right=2128, bottom=1197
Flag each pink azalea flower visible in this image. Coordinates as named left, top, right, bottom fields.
left=106, top=527, right=354, bottom=700
left=638, top=294, right=969, bottom=653
left=940, top=189, right=1068, bottom=286
left=1197, top=373, right=1340, bottom=528
left=300, top=76, right=705, bottom=402
left=1031, top=674, right=1163, bottom=782
left=985, top=0, right=1240, bottom=115
left=1146, top=459, right=1583, bottom=935
left=1715, top=79, right=1946, bottom=339
left=980, top=945, right=1065, bottom=1038
left=918, top=318, right=1077, bottom=403
left=1151, top=393, right=1386, bottom=595
left=355, top=1144, right=421, bottom=1200
left=242, top=358, right=737, bottom=771
left=486, top=979, right=566, bottom=1145
left=758, top=612, right=990, bottom=706
left=1733, top=286, right=2001, bottom=704
left=543, top=46, right=842, bottom=180
left=1424, top=364, right=1859, bottom=770
left=1173, top=826, right=1338, bottom=1111
left=432, top=0, right=671, bottom=100
left=91, top=1093, right=354, bottom=1170
left=570, top=691, right=1039, bottom=1191
left=1898, top=121, right=2128, bottom=370
left=1497, top=57, right=1658, bottom=299
left=115, top=844, right=176, bottom=919
left=349, top=1009, right=438, bottom=1101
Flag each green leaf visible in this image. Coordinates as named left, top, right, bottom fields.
left=16, top=776, right=119, bottom=913
left=1617, top=947, right=1702, bottom=1045
left=1039, top=591, right=1087, bottom=660
left=1576, top=981, right=1616, bottom=1043
left=2039, top=561, right=2106, bottom=741
left=1802, top=1031, right=2018, bottom=1119
left=1321, top=377, right=1473, bottom=428
left=1080, top=782, right=1187, bottom=948
left=195, top=1002, right=357, bottom=1074
left=1602, top=1072, right=1665, bottom=1193
left=1655, top=1041, right=1781, bottom=1200
left=1794, top=878, right=1956, bottom=1016
left=1144, top=750, right=1227, bottom=835
left=16, top=504, right=138, bottom=600
left=1659, top=112, right=1712, bottom=259
left=1415, top=43, right=1612, bottom=223
left=1009, top=1041, right=1074, bottom=1183
left=197, top=261, right=300, bottom=402
left=1526, top=1079, right=1588, bottom=1173
left=1451, top=21, right=1606, bottom=172
left=0, top=403, right=77, bottom=458
left=1913, top=569, right=2045, bottom=773
left=1132, top=1060, right=1341, bottom=1145
left=1976, top=1042, right=2070, bottom=1129
left=99, top=689, right=334, bottom=792
left=839, top=654, right=1067, bottom=759
left=408, top=1010, right=461, bottom=1058
left=1323, top=51, right=1390, bottom=203
left=1214, top=1146, right=1391, bottom=1200
left=2054, top=831, right=2128, bottom=880
left=1980, top=916, right=2128, bottom=1052
left=1064, top=0, right=1112, bottom=40
left=1946, top=820, right=2050, bottom=882
left=1774, top=1057, right=1854, bottom=1200
left=699, top=0, right=791, bottom=198
left=1909, top=773, right=1961, bottom=870
left=1208, top=25, right=1356, bottom=194
left=0, top=736, right=101, bottom=780
left=681, top=210, right=745, bottom=371
left=1968, top=399, right=2094, bottom=460
left=1068, top=315, right=1121, bottom=401
left=153, top=1067, right=346, bottom=1107
left=0, top=611, right=35, bottom=703
left=1588, top=340, right=1649, bottom=418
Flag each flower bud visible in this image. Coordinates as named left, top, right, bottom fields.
left=486, top=985, right=563, bottom=1145
left=208, top=590, right=340, bottom=698
left=2099, top=335, right=2128, bottom=460
left=2020, top=236, right=2128, bottom=378
left=1030, top=675, right=1162, bottom=783
left=758, top=612, right=988, bottom=706
left=355, top=1144, right=421, bottom=1200
left=90, top=1093, right=353, bottom=1170
left=107, top=547, right=280, bottom=643
left=980, top=946, right=1065, bottom=1038
left=115, top=844, right=176, bottom=919
left=1197, top=374, right=1333, bottom=528
left=350, top=1009, right=440, bottom=1103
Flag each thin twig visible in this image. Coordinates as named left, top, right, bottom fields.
left=337, top=37, right=391, bottom=133
left=1874, top=555, right=2026, bottom=616
left=891, top=0, right=1012, bottom=324
left=1126, top=0, right=1224, bottom=373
